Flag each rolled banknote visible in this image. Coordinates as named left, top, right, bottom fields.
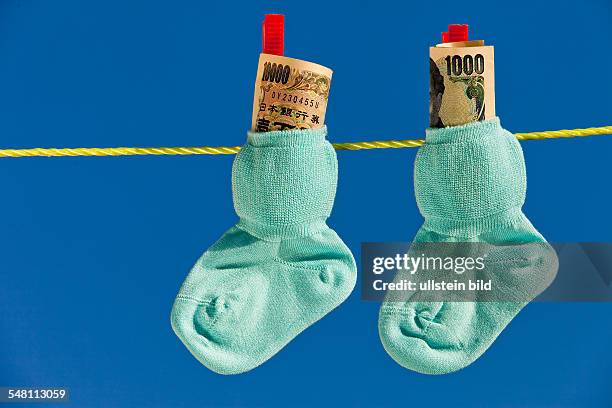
left=251, top=53, right=332, bottom=132
left=430, top=38, right=495, bottom=128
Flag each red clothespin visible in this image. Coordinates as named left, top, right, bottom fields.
left=442, top=24, right=468, bottom=43
left=262, top=14, right=284, bottom=56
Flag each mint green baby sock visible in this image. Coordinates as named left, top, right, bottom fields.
left=171, top=126, right=356, bottom=375
left=378, top=118, right=558, bottom=375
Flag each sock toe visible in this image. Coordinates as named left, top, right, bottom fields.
left=171, top=274, right=269, bottom=375
left=379, top=302, right=472, bottom=375
left=171, top=299, right=238, bottom=374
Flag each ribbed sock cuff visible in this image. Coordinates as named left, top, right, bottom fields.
left=246, top=126, right=328, bottom=147
left=415, top=118, right=527, bottom=237
left=233, top=126, right=337, bottom=241
left=424, top=117, right=501, bottom=145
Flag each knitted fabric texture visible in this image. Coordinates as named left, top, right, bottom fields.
left=379, top=118, right=558, bottom=375
left=171, top=126, right=357, bottom=375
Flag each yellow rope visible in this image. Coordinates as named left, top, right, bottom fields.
left=0, top=125, right=610, bottom=158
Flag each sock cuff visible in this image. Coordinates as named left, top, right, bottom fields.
left=246, top=126, right=328, bottom=147
left=424, top=117, right=501, bottom=144
left=233, top=127, right=337, bottom=240
left=415, top=118, right=527, bottom=233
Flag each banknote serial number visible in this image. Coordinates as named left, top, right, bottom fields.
left=270, top=91, right=319, bottom=108
left=2, top=388, right=68, bottom=402
left=445, top=54, right=485, bottom=76
left=261, top=62, right=290, bottom=84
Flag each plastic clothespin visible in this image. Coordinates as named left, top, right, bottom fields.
left=262, top=14, right=284, bottom=56
left=442, top=24, right=468, bottom=43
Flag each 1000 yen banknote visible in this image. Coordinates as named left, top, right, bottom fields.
left=430, top=44, right=495, bottom=128
left=252, top=53, right=332, bottom=132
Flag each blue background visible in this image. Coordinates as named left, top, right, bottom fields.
left=0, top=1, right=611, bottom=407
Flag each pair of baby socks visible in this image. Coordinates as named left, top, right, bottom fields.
left=171, top=118, right=557, bottom=375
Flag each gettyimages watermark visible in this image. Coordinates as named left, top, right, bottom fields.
left=361, top=242, right=612, bottom=302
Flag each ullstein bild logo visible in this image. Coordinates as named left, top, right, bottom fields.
left=361, top=242, right=612, bottom=302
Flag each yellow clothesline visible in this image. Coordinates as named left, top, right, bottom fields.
left=0, top=125, right=610, bottom=158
